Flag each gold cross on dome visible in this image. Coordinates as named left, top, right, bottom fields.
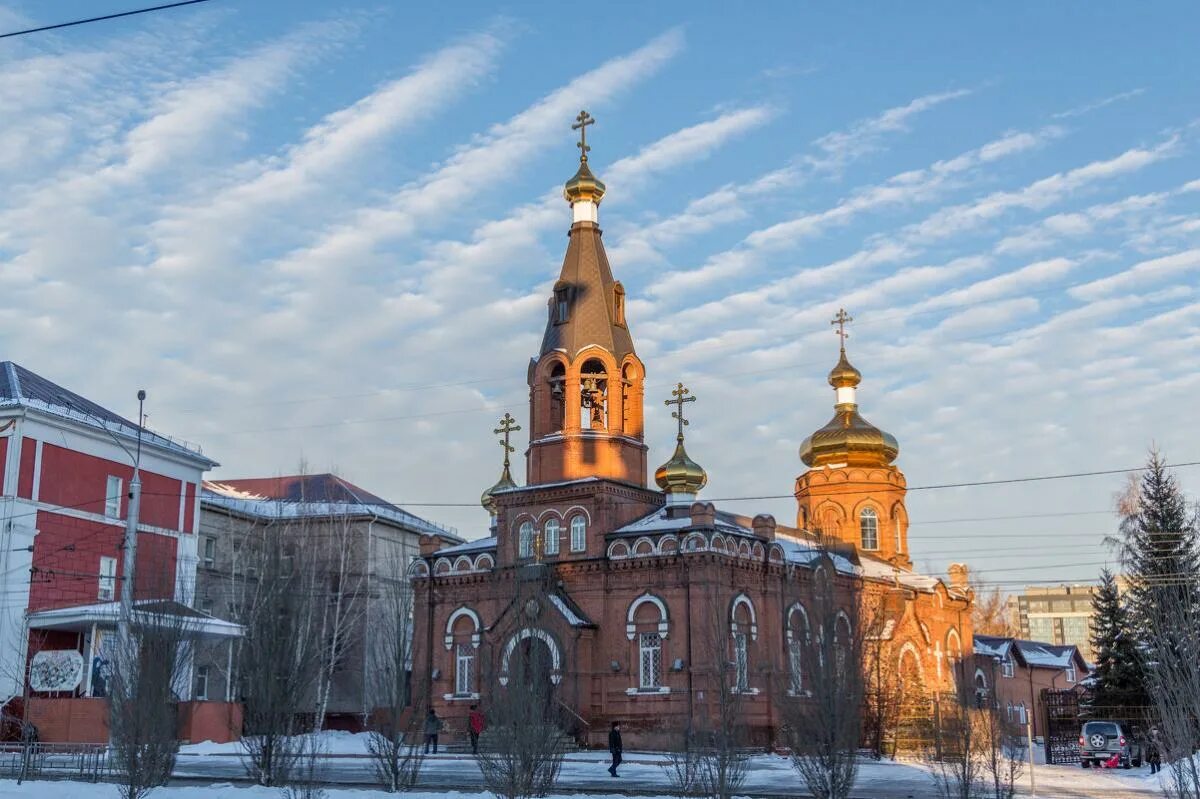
left=831, top=308, right=853, bottom=349
left=664, top=382, right=696, bottom=441
left=572, top=110, right=595, bottom=161
left=494, top=412, right=521, bottom=467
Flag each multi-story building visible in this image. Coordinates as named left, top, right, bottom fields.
left=0, top=361, right=239, bottom=743
left=1011, top=584, right=1099, bottom=664
left=196, top=473, right=460, bottom=727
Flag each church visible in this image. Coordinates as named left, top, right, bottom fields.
left=409, top=113, right=973, bottom=749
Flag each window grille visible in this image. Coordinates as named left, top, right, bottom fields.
left=456, top=644, right=475, bottom=695
left=639, top=632, right=662, bottom=689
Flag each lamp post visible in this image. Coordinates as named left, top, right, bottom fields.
left=116, top=390, right=146, bottom=669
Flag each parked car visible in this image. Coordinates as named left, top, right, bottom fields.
left=1079, top=721, right=1142, bottom=768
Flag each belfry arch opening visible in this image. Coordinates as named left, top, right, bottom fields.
left=548, top=362, right=566, bottom=433
left=580, top=358, right=608, bottom=430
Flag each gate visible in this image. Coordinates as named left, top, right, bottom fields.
left=1041, top=688, right=1081, bottom=765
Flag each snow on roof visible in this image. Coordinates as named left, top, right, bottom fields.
left=0, top=361, right=217, bottom=467
left=974, top=636, right=1011, bottom=659
left=856, top=555, right=943, bottom=592
left=612, top=506, right=755, bottom=538
left=202, top=480, right=460, bottom=540
left=548, top=591, right=594, bottom=628
left=1016, top=640, right=1078, bottom=669
left=435, top=536, right=497, bottom=556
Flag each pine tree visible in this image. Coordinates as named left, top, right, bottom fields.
left=1118, top=450, right=1200, bottom=671
left=1088, top=568, right=1147, bottom=711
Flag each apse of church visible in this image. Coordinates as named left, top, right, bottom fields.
left=411, top=113, right=973, bottom=751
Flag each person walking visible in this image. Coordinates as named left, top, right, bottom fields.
left=1148, top=729, right=1162, bottom=774
left=608, top=720, right=623, bottom=777
left=468, top=704, right=485, bottom=754
left=423, top=708, right=442, bottom=755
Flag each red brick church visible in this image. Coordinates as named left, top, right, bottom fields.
left=410, top=114, right=973, bottom=749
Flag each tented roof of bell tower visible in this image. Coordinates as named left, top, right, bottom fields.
left=538, top=222, right=635, bottom=361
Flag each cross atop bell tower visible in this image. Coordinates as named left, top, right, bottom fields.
left=526, top=114, right=647, bottom=488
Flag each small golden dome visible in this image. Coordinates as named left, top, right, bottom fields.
left=801, top=346, right=898, bottom=468
left=481, top=464, right=517, bottom=513
left=655, top=438, right=708, bottom=496
left=828, top=348, right=862, bottom=389
left=564, top=158, right=606, bottom=206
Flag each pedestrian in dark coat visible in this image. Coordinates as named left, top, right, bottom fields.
left=468, top=705, right=485, bottom=754
left=423, top=708, right=442, bottom=754
left=1148, top=730, right=1162, bottom=774
left=608, top=721, right=623, bottom=777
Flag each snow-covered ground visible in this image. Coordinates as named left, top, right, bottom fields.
left=0, top=732, right=1173, bottom=798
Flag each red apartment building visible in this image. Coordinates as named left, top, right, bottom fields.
left=0, top=361, right=239, bottom=743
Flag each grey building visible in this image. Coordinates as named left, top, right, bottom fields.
left=194, top=473, right=459, bottom=727
left=1011, top=584, right=1100, bottom=664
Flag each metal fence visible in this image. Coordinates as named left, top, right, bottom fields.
left=0, top=743, right=112, bottom=782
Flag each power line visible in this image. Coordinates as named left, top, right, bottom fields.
left=0, top=0, right=215, bottom=39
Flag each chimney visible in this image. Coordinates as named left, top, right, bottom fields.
left=689, top=501, right=716, bottom=528
left=947, top=562, right=970, bottom=590
left=419, top=534, right=443, bottom=558
left=751, top=514, right=777, bottom=541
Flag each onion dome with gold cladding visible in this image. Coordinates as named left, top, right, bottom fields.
left=655, top=382, right=707, bottom=503
left=480, top=466, right=517, bottom=514
left=799, top=319, right=899, bottom=468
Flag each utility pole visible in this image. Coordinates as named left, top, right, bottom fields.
left=116, top=390, right=146, bottom=671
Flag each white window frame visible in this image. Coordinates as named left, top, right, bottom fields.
left=1002, top=658, right=1015, bottom=678
left=455, top=643, right=475, bottom=696
left=202, top=536, right=216, bottom=569
left=1065, top=665, right=1076, bottom=683
left=860, top=507, right=879, bottom=550
left=543, top=518, right=560, bottom=556
left=98, top=556, right=117, bottom=600
left=518, top=522, right=534, bottom=559
left=194, top=665, right=209, bottom=701
left=105, top=476, right=123, bottom=519
left=733, top=632, right=749, bottom=692
left=570, top=515, right=586, bottom=552
left=639, top=632, right=662, bottom=690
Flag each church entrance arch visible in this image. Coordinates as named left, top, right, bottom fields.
left=499, top=628, right=563, bottom=687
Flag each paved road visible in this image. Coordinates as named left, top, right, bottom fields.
left=171, top=751, right=1162, bottom=799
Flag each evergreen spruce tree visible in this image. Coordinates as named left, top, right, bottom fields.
left=1118, top=450, right=1200, bottom=674
left=1088, top=568, right=1147, bottom=711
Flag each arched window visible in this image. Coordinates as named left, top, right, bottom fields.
left=445, top=607, right=482, bottom=698
left=627, top=594, right=669, bottom=691
left=518, top=521, right=534, bottom=559
left=730, top=595, right=757, bottom=692
left=570, top=515, right=586, bottom=552
left=639, top=632, right=662, bottom=689
left=543, top=518, right=560, bottom=556
left=786, top=604, right=810, bottom=694
left=860, top=508, right=879, bottom=550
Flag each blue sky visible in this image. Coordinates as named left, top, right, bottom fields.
left=1, top=1, right=1198, bottom=591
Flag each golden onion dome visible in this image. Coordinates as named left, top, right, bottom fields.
left=481, top=464, right=517, bottom=513
left=828, top=348, right=862, bottom=389
left=800, top=348, right=899, bottom=468
left=655, top=438, right=708, bottom=496
left=564, top=158, right=606, bottom=206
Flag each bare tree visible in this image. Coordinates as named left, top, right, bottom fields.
left=236, top=516, right=324, bottom=786
left=281, top=732, right=329, bottom=799
left=678, top=579, right=748, bottom=799
left=364, top=556, right=425, bottom=792
left=474, top=569, right=566, bottom=799
left=976, top=698, right=1025, bottom=799
left=1143, top=579, right=1200, bottom=799
left=310, top=505, right=367, bottom=732
left=776, top=571, right=863, bottom=799
left=861, top=603, right=904, bottom=760
left=108, top=604, right=197, bottom=799
left=923, top=679, right=988, bottom=799
left=971, top=587, right=1016, bottom=637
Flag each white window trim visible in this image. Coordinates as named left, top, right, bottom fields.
left=860, top=507, right=879, bottom=551
left=105, top=476, right=123, bottom=519
left=639, top=632, right=663, bottom=690
left=455, top=643, right=475, bottom=696
left=543, top=519, right=560, bottom=556
left=1065, top=665, right=1076, bottom=683
left=570, top=516, right=586, bottom=552
left=194, top=666, right=209, bottom=701
left=518, top=521, right=534, bottom=559
left=98, top=556, right=117, bottom=600
left=1002, top=658, right=1015, bottom=678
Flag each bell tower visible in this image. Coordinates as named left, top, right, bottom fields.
left=795, top=309, right=912, bottom=569
left=526, top=111, right=648, bottom=487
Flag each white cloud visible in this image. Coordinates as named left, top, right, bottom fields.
left=1069, top=248, right=1200, bottom=301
